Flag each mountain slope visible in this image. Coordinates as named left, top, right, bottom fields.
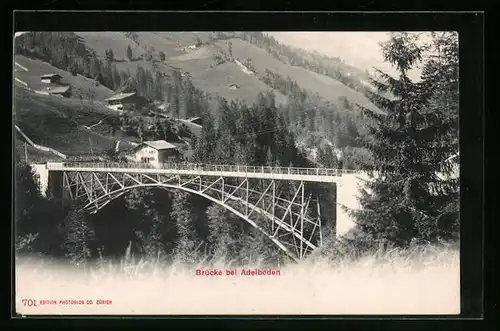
left=14, top=88, right=136, bottom=156
left=15, top=55, right=115, bottom=100
left=75, top=32, right=378, bottom=111
left=222, top=38, right=378, bottom=111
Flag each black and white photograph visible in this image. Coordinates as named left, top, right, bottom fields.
left=13, top=29, right=460, bottom=315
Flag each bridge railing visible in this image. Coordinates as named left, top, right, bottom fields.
left=48, top=162, right=359, bottom=177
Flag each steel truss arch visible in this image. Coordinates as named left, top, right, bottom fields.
left=61, top=171, right=325, bottom=261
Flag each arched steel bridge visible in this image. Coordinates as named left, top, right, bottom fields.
left=46, top=162, right=355, bottom=262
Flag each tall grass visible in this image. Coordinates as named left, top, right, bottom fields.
left=15, top=241, right=460, bottom=315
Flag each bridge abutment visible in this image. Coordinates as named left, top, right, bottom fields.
left=46, top=171, right=65, bottom=200
left=30, top=164, right=49, bottom=197
left=335, top=173, right=366, bottom=237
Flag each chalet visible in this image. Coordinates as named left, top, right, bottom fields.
left=46, top=85, right=72, bottom=98
left=41, top=74, right=62, bottom=84
left=130, top=140, right=182, bottom=167
left=104, top=92, right=148, bottom=112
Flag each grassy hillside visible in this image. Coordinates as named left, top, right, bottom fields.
left=75, top=32, right=286, bottom=105
left=15, top=138, right=63, bottom=163
left=176, top=59, right=287, bottom=106
left=219, top=38, right=379, bottom=112
left=14, top=88, right=137, bottom=156
left=74, top=32, right=377, bottom=110
left=14, top=55, right=115, bottom=101
left=73, top=32, right=144, bottom=61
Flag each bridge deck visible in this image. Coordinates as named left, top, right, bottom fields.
left=46, top=162, right=357, bottom=183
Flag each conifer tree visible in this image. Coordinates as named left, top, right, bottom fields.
left=206, top=204, right=242, bottom=262
left=126, top=45, right=133, bottom=61
left=349, top=32, right=459, bottom=248
left=171, top=192, right=201, bottom=264
left=62, top=203, right=95, bottom=265
left=193, top=110, right=217, bottom=164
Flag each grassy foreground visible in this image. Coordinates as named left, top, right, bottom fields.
left=15, top=244, right=460, bottom=315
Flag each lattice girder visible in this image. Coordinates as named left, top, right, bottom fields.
left=62, top=171, right=324, bottom=261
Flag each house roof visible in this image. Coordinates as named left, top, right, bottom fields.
left=41, top=73, right=61, bottom=79
left=141, top=140, right=177, bottom=151
left=47, top=85, right=71, bottom=94
left=104, top=92, right=136, bottom=102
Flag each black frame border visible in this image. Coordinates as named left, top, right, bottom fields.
left=7, top=8, right=487, bottom=331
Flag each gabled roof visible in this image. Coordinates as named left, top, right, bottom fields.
left=47, top=85, right=71, bottom=94
left=104, top=92, right=136, bottom=102
left=141, top=140, right=177, bottom=151
left=41, top=73, right=61, bottom=79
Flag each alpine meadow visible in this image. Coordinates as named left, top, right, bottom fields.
left=14, top=31, right=460, bottom=315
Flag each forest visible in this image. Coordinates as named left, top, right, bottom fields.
left=14, top=32, right=459, bottom=267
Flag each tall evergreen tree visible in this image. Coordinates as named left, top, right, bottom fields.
left=171, top=192, right=201, bottom=264
left=111, top=65, right=121, bottom=90
left=62, top=203, right=95, bottom=265
left=126, top=45, right=133, bottom=61
left=206, top=204, right=243, bottom=262
left=348, top=32, right=459, bottom=248
left=193, top=111, right=217, bottom=163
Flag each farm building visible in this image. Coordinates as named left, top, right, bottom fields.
left=46, top=85, right=72, bottom=98
left=129, top=140, right=182, bottom=167
left=40, top=73, right=62, bottom=84
left=104, top=92, right=148, bottom=112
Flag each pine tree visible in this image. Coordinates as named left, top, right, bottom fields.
left=123, top=188, right=170, bottom=258
left=105, top=48, right=114, bottom=63
left=348, top=32, right=459, bottom=249
left=15, top=153, right=42, bottom=239
left=172, top=71, right=182, bottom=119
left=206, top=204, right=243, bottom=262
left=228, top=41, right=233, bottom=59
left=126, top=45, right=133, bottom=61
left=171, top=192, right=201, bottom=264
left=419, top=32, right=460, bottom=239
left=193, top=111, right=217, bottom=163
left=62, top=204, right=95, bottom=265
left=111, top=65, right=121, bottom=90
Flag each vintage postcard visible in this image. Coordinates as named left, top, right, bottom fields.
left=13, top=29, right=460, bottom=315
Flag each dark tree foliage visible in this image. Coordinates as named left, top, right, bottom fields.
left=347, top=32, right=459, bottom=250
left=193, top=93, right=303, bottom=169
left=126, top=45, right=133, bottom=61
left=261, top=68, right=369, bottom=164
left=171, top=191, right=202, bottom=264
left=15, top=152, right=67, bottom=256
left=62, top=203, right=95, bottom=265
left=105, top=48, right=114, bottom=63
left=206, top=204, right=244, bottom=263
